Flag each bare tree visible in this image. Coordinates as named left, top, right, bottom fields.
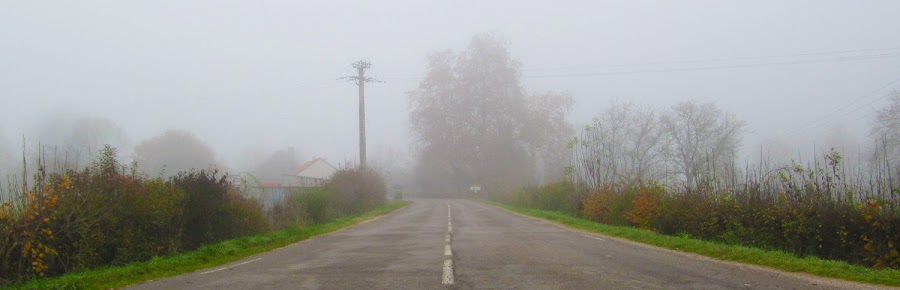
left=0, top=127, right=11, bottom=176
left=133, top=129, right=217, bottom=177
left=64, top=117, right=128, bottom=167
left=872, top=91, right=900, bottom=164
left=409, top=34, right=574, bottom=193
left=573, top=100, right=665, bottom=188
left=660, top=100, right=746, bottom=188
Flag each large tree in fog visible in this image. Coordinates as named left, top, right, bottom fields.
left=368, top=145, right=412, bottom=189
left=660, top=101, right=746, bottom=188
left=133, top=129, right=217, bottom=177
left=409, top=34, right=573, bottom=193
left=64, top=117, right=128, bottom=167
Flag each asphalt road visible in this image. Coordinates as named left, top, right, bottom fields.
left=131, top=199, right=890, bottom=289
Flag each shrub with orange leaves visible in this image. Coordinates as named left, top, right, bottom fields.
left=624, top=185, right=664, bottom=230
left=861, top=200, right=900, bottom=269
left=0, top=168, right=67, bottom=282
left=581, top=185, right=634, bottom=225
left=500, top=149, right=900, bottom=270
left=2, top=145, right=278, bottom=284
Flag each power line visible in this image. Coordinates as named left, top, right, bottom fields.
left=318, top=47, right=900, bottom=83
left=372, top=52, right=900, bottom=83
left=522, top=53, right=900, bottom=79
left=786, top=77, right=900, bottom=135
left=840, top=88, right=900, bottom=123
left=523, top=46, right=900, bottom=71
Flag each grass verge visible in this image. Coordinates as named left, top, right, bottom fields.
left=12, top=201, right=411, bottom=290
left=483, top=200, right=900, bottom=287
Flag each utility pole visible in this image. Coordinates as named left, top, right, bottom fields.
left=341, top=60, right=378, bottom=168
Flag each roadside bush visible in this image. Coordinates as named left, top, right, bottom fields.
left=81, top=153, right=186, bottom=267
left=173, top=170, right=269, bottom=250
left=531, top=182, right=582, bottom=214
left=2, top=147, right=399, bottom=284
left=656, top=189, right=729, bottom=240
left=860, top=200, right=900, bottom=268
left=1, top=147, right=187, bottom=283
left=624, top=185, right=664, bottom=230
left=648, top=180, right=895, bottom=268
left=0, top=169, right=65, bottom=281
left=581, top=185, right=633, bottom=225
left=265, top=169, right=389, bottom=229
left=493, top=188, right=528, bottom=208
left=503, top=151, right=900, bottom=269
left=294, top=188, right=333, bottom=224
left=1, top=146, right=270, bottom=284
left=267, top=199, right=308, bottom=230
left=214, top=187, right=270, bottom=239
left=115, top=179, right=184, bottom=262
left=494, top=181, right=583, bottom=215
left=327, top=168, right=386, bottom=216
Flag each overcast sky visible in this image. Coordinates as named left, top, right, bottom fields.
left=2, top=1, right=899, bottom=169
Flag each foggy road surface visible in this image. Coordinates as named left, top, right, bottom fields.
left=130, top=199, right=887, bottom=289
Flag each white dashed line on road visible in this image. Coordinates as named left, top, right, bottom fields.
left=447, top=203, right=452, bottom=231
left=199, top=258, right=262, bottom=275
left=442, top=259, right=454, bottom=285
left=443, top=202, right=455, bottom=285
left=581, top=234, right=606, bottom=241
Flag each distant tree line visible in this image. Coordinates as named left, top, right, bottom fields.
left=573, top=99, right=746, bottom=190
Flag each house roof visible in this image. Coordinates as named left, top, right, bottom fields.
left=293, top=158, right=338, bottom=178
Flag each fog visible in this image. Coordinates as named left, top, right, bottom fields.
left=2, top=1, right=899, bottom=190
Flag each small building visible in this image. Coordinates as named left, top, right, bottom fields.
left=245, top=183, right=298, bottom=209
left=285, top=158, right=338, bottom=187
left=247, top=158, right=339, bottom=209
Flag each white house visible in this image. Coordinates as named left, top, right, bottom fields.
left=246, top=158, right=338, bottom=209
left=285, top=158, right=338, bottom=187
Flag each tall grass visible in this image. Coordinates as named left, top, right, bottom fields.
left=496, top=149, right=900, bottom=269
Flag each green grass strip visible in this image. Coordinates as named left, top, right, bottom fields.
left=11, top=201, right=411, bottom=290
left=483, top=200, right=900, bottom=287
